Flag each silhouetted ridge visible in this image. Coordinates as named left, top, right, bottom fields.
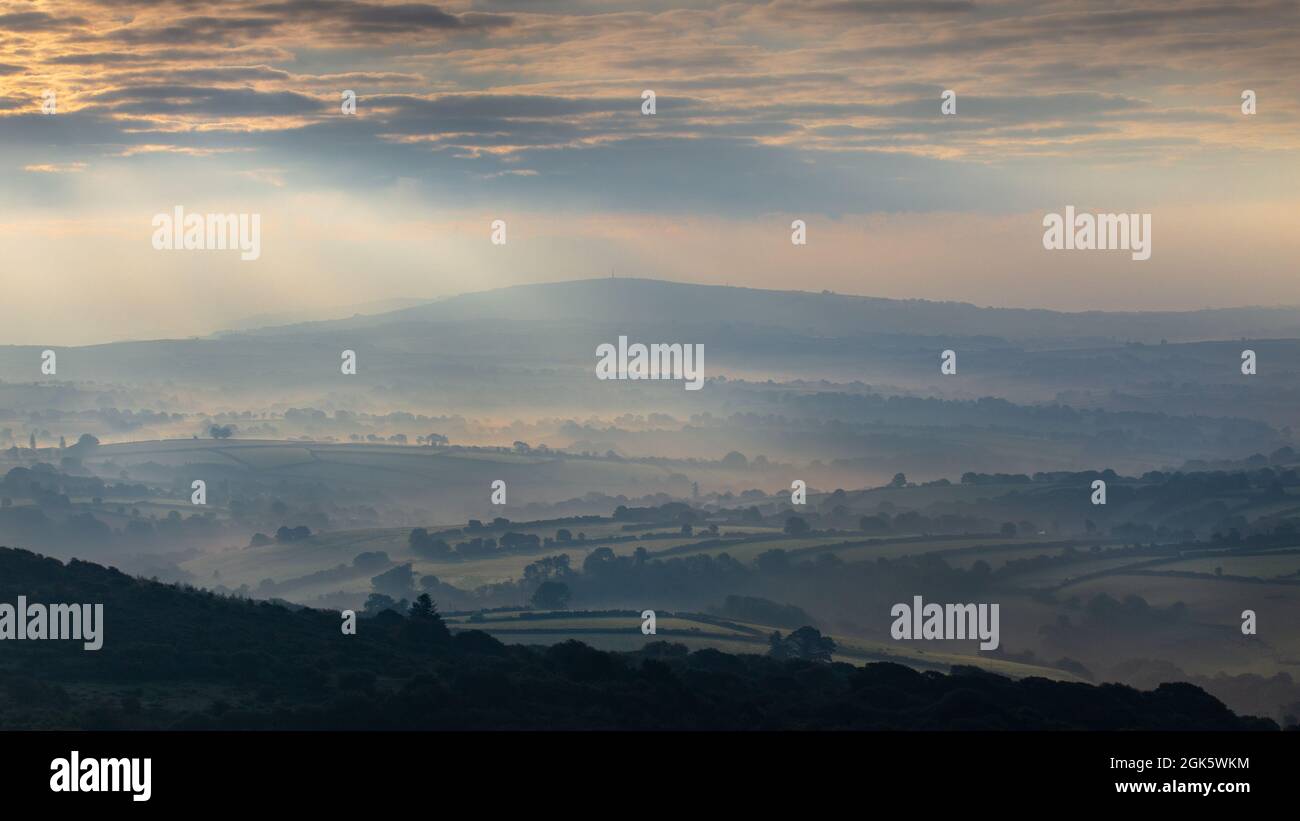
left=0, top=547, right=1277, bottom=730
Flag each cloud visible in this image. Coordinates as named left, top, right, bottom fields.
left=83, top=84, right=326, bottom=117
left=0, top=0, right=1296, bottom=321
left=810, top=0, right=976, bottom=15
left=23, top=162, right=87, bottom=173
left=0, top=11, right=88, bottom=31
left=245, top=0, right=514, bottom=34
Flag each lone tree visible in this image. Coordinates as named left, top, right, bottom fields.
left=768, top=626, right=837, bottom=663
left=406, top=593, right=452, bottom=643
left=409, top=593, right=435, bottom=619
left=784, top=515, right=810, bottom=536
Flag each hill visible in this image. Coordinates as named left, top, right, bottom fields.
left=0, top=546, right=1278, bottom=730
left=4, top=277, right=1299, bottom=446
left=226, top=278, right=1300, bottom=346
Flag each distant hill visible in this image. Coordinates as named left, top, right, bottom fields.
left=3, top=277, right=1300, bottom=443
left=221, top=297, right=437, bottom=331
left=0, top=546, right=1277, bottom=730
left=227, top=277, right=1300, bottom=345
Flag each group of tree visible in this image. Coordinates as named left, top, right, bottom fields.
left=0, top=546, right=1281, bottom=731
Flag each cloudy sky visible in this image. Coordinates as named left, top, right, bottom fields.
left=1, top=0, right=1298, bottom=344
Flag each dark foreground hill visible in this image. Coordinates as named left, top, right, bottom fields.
left=0, top=546, right=1278, bottom=731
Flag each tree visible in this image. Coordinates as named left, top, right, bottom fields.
left=409, top=527, right=432, bottom=552
left=721, top=451, right=748, bottom=468
left=776, top=626, right=837, bottom=663
left=531, top=580, right=571, bottom=610
left=409, top=593, right=434, bottom=619
left=275, top=525, right=311, bottom=543
left=409, top=527, right=450, bottom=559
left=406, top=593, right=452, bottom=643
left=523, top=554, right=571, bottom=584
left=784, top=516, right=810, bottom=536
left=889, top=472, right=907, bottom=488
left=582, top=546, right=616, bottom=574
left=767, top=631, right=788, bottom=660
left=500, top=531, right=539, bottom=550
left=362, top=593, right=400, bottom=617
left=755, top=549, right=791, bottom=573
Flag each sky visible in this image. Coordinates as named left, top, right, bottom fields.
left=1, top=0, right=1298, bottom=344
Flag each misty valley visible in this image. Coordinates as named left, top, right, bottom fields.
left=6, top=0, right=1299, bottom=801
left=1, top=280, right=1299, bottom=731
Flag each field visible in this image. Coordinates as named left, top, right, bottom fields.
left=84, top=439, right=692, bottom=502
left=157, top=479, right=1300, bottom=721
left=1158, top=551, right=1300, bottom=580
left=182, top=523, right=790, bottom=591
left=182, top=525, right=1086, bottom=596
left=444, top=610, right=1087, bottom=682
